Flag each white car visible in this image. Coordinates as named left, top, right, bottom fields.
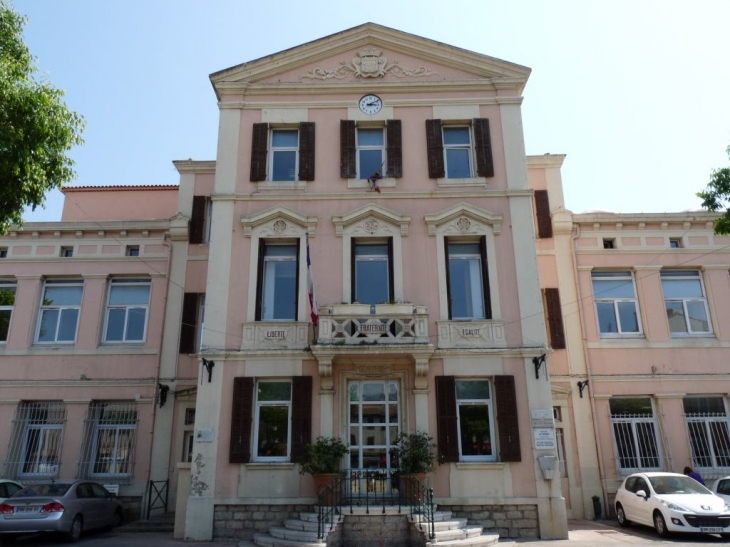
left=0, top=480, right=22, bottom=503
left=712, top=476, right=730, bottom=504
left=615, top=472, right=730, bottom=537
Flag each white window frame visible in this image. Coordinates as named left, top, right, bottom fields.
left=455, top=379, right=497, bottom=462
left=269, top=128, right=299, bottom=182
left=35, top=279, right=83, bottom=344
left=446, top=239, right=486, bottom=320
left=356, top=126, right=386, bottom=180
left=0, top=281, right=17, bottom=344
left=87, top=402, right=138, bottom=479
left=442, top=125, right=473, bottom=179
left=684, top=397, right=730, bottom=471
left=660, top=270, right=712, bottom=336
left=204, top=198, right=213, bottom=243
left=260, top=242, right=298, bottom=321
left=11, top=402, right=66, bottom=479
left=253, top=380, right=292, bottom=463
left=353, top=239, right=390, bottom=305
left=609, top=397, right=663, bottom=473
left=591, top=271, right=642, bottom=337
left=103, top=278, right=151, bottom=343
left=196, top=295, right=206, bottom=351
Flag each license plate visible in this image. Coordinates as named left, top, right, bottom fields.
left=15, top=507, right=38, bottom=513
left=700, top=527, right=723, bottom=533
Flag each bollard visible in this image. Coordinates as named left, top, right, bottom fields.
left=592, top=495, right=602, bottom=520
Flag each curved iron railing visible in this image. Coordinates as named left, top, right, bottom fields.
left=315, top=469, right=434, bottom=540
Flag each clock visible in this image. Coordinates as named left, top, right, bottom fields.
left=358, top=94, right=382, bottom=115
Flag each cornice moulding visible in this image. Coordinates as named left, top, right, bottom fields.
left=173, top=160, right=217, bottom=174
left=526, top=154, right=567, bottom=168
left=218, top=95, right=523, bottom=110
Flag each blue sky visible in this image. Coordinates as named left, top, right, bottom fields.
left=16, top=0, right=730, bottom=221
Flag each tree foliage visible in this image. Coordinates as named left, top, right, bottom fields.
left=697, top=145, right=730, bottom=234
left=0, top=1, right=84, bottom=234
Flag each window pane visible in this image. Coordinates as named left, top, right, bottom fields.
left=109, top=285, right=150, bottom=305
left=355, top=260, right=389, bottom=304
left=617, top=301, right=639, bottom=332
left=359, top=149, right=383, bottom=180
left=356, top=245, right=388, bottom=257
left=665, top=301, right=687, bottom=333
left=272, top=130, right=298, bottom=147
left=448, top=256, right=485, bottom=319
left=105, top=308, right=126, bottom=341
left=362, top=426, right=386, bottom=445
left=610, top=398, right=653, bottom=415
left=687, top=421, right=712, bottom=467
left=272, top=150, right=296, bottom=181
left=686, top=301, right=709, bottom=332
left=362, top=405, right=386, bottom=424
left=125, top=308, right=147, bottom=340
left=456, top=380, right=490, bottom=400
left=661, top=278, right=703, bottom=298
left=592, top=279, right=635, bottom=299
left=635, top=422, right=660, bottom=467
left=443, top=127, right=470, bottom=145
left=265, top=246, right=296, bottom=258
left=262, top=259, right=296, bottom=320
left=44, top=285, right=82, bottom=306
left=458, top=404, right=492, bottom=456
left=596, top=302, right=618, bottom=333
left=445, top=149, right=471, bottom=178
left=38, top=309, right=59, bottom=342
left=0, top=287, right=16, bottom=305
left=388, top=381, right=398, bottom=402
left=258, top=382, right=291, bottom=402
left=684, top=397, right=726, bottom=414
left=349, top=383, right=359, bottom=402
left=357, top=128, right=384, bottom=146
left=257, top=405, right=289, bottom=457
left=0, top=310, right=12, bottom=341
left=362, top=383, right=385, bottom=401
left=57, top=308, right=79, bottom=341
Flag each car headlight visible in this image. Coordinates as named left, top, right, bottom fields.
left=724, top=504, right=730, bottom=513
left=661, top=500, right=688, bottom=512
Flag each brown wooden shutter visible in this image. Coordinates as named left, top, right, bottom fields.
left=495, top=375, right=521, bottom=462
left=473, top=118, right=494, bottom=178
left=179, top=293, right=198, bottom=354
left=255, top=240, right=266, bottom=321
left=426, top=119, right=444, bottom=178
left=534, top=190, right=553, bottom=239
left=386, top=119, right=402, bottom=178
left=290, top=376, right=312, bottom=463
left=387, top=237, right=394, bottom=303
left=544, top=288, right=566, bottom=349
left=298, top=122, right=315, bottom=181
left=189, top=196, right=206, bottom=244
left=250, top=123, right=268, bottom=182
left=479, top=236, right=492, bottom=320
left=230, top=377, right=254, bottom=463
left=436, top=376, right=459, bottom=462
left=340, top=120, right=356, bottom=178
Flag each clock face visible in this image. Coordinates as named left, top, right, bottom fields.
left=359, top=94, right=382, bottom=115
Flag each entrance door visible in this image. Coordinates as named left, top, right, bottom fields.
left=348, top=380, right=400, bottom=495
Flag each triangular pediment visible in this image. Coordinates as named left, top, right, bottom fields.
left=210, top=23, right=530, bottom=96
left=240, top=206, right=318, bottom=237
left=424, top=203, right=502, bottom=236
left=332, top=203, right=411, bottom=237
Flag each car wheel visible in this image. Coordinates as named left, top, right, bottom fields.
left=64, top=515, right=83, bottom=543
left=112, top=508, right=123, bottom=528
left=616, top=504, right=631, bottom=527
left=653, top=511, right=670, bottom=538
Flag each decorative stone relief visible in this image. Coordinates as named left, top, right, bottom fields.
left=301, top=47, right=437, bottom=80
left=456, top=217, right=471, bottom=232
left=272, top=220, right=287, bottom=233
left=364, top=218, right=379, bottom=233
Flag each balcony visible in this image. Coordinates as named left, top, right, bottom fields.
left=317, top=304, right=429, bottom=346
left=241, top=322, right=311, bottom=351
left=436, top=319, right=506, bottom=349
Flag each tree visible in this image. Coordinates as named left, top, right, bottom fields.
left=0, top=1, right=84, bottom=234
left=697, top=145, right=730, bottom=234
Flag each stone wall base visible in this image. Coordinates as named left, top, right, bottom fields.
left=341, top=514, right=410, bottom=547
left=212, top=504, right=311, bottom=541
left=439, top=504, right=539, bottom=539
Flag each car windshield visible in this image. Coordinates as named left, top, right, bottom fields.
left=15, top=484, right=71, bottom=497
left=649, top=476, right=710, bottom=495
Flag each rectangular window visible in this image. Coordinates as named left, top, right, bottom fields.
left=204, top=199, right=213, bottom=243
left=103, top=279, right=151, bottom=343
left=4, top=402, right=66, bottom=479
left=125, top=246, right=139, bottom=257
left=179, top=292, right=205, bottom=354
left=592, top=271, right=641, bottom=336
left=0, top=248, right=7, bottom=258
left=669, top=238, right=682, bottom=248
left=426, top=119, right=493, bottom=179
left=353, top=240, right=392, bottom=305
left=270, top=129, right=298, bottom=182
left=80, top=402, right=138, bottom=478
left=0, top=281, right=16, bottom=343
left=610, top=398, right=662, bottom=471
left=61, top=247, right=74, bottom=258
left=684, top=397, right=730, bottom=470
left=251, top=122, right=314, bottom=183
left=36, top=280, right=83, bottom=344
left=443, top=126, right=473, bottom=178
left=455, top=380, right=496, bottom=461
left=254, top=380, right=292, bottom=461
left=257, top=242, right=298, bottom=321
left=446, top=240, right=488, bottom=319
left=357, top=127, right=385, bottom=180
left=603, top=239, right=615, bottom=249
left=660, top=271, right=711, bottom=335
left=196, top=295, right=206, bottom=351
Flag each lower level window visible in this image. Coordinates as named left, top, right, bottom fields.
left=610, top=398, right=661, bottom=471
left=80, top=402, right=138, bottom=478
left=684, top=397, right=730, bottom=469
left=254, top=381, right=292, bottom=461
left=5, top=402, right=66, bottom=479
left=456, top=380, right=495, bottom=461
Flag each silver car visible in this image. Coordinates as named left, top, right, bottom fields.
left=0, top=480, right=123, bottom=542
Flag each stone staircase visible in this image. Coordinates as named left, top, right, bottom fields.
left=238, top=505, right=499, bottom=547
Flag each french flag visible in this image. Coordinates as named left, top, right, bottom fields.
left=307, top=236, right=318, bottom=326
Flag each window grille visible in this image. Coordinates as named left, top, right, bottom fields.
left=610, top=398, right=662, bottom=473
left=3, top=402, right=66, bottom=480
left=77, top=402, right=138, bottom=481
left=684, top=397, right=730, bottom=478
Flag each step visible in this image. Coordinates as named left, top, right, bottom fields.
left=298, top=511, right=344, bottom=524
left=410, top=510, right=453, bottom=522
left=432, top=524, right=483, bottom=542
left=269, top=525, right=325, bottom=542
left=431, top=518, right=468, bottom=531
left=252, top=532, right=326, bottom=547
left=425, top=532, right=500, bottom=547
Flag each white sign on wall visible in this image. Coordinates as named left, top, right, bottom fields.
left=533, top=428, right=556, bottom=450
left=531, top=408, right=554, bottom=428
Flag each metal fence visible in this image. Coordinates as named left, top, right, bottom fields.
left=610, top=413, right=662, bottom=473
left=686, top=411, right=730, bottom=479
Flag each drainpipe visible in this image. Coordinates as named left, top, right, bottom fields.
left=570, top=223, right=610, bottom=514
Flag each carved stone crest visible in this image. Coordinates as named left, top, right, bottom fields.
left=364, top=218, right=379, bottom=233
left=353, top=47, right=387, bottom=78
left=272, top=220, right=287, bottom=233
left=302, top=47, right=437, bottom=80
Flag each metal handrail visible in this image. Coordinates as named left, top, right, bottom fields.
left=315, top=469, right=434, bottom=540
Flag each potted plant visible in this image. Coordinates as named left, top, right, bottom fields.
left=390, top=431, right=442, bottom=502
left=299, top=436, right=349, bottom=495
